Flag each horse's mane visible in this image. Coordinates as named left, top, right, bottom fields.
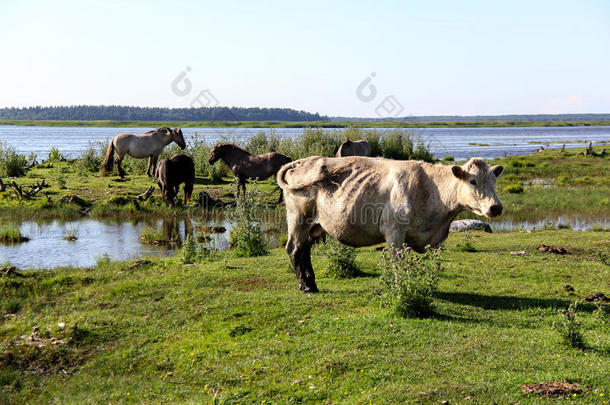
left=211, top=143, right=252, bottom=156
left=146, top=127, right=171, bottom=134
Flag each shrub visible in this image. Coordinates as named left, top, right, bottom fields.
left=78, top=142, right=104, bottom=173
left=380, top=130, right=412, bottom=160
left=320, top=238, right=359, bottom=278
left=380, top=245, right=442, bottom=318
left=443, top=155, right=455, bottom=162
left=510, top=160, right=524, bottom=168
left=456, top=232, right=477, bottom=252
left=503, top=184, right=524, bottom=194
left=180, top=234, right=217, bottom=264
left=47, top=147, right=65, bottom=162
left=0, top=141, right=28, bottom=177
left=553, top=302, right=585, bottom=348
left=226, top=182, right=268, bottom=257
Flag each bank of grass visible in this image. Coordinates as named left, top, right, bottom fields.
left=2, top=119, right=610, bottom=128
left=0, top=142, right=608, bottom=224
left=0, top=230, right=608, bottom=403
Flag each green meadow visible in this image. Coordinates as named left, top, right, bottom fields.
left=0, top=132, right=609, bottom=404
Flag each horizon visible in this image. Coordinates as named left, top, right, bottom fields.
left=2, top=0, right=609, bottom=117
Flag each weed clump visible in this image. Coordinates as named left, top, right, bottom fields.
left=503, top=184, right=525, bottom=194
left=380, top=245, right=442, bottom=318
left=0, top=225, right=29, bottom=243
left=553, top=301, right=586, bottom=349
left=320, top=238, right=359, bottom=278
left=180, top=234, right=217, bottom=264
left=0, top=141, right=28, bottom=177
left=226, top=183, right=268, bottom=257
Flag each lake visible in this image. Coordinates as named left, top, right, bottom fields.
left=1, top=125, right=609, bottom=161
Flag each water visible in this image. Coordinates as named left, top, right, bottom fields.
left=1, top=125, right=609, bottom=161
left=0, top=217, right=231, bottom=269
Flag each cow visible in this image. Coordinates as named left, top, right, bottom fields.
left=336, top=139, right=371, bottom=157
left=277, top=156, right=503, bottom=292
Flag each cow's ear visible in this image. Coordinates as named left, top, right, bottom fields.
left=491, top=165, right=504, bottom=178
left=451, top=166, right=466, bottom=180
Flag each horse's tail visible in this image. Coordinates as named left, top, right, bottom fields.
left=101, top=140, right=115, bottom=176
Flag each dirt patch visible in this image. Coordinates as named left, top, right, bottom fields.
left=584, top=292, right=610, bottom=302
left=129, top=260, right=151, bottom=268
left=521, top=381, right=581, bottom=397
left=538, top=245, right=568, bottom=254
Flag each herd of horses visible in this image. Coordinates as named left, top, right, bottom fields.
left=101, top=127, right=504, bottom=293
left=101, top=127, right=371, bottom=207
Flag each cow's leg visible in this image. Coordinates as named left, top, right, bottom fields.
left=285, top=209, right=318, bottom=293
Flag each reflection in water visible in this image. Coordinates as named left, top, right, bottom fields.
left=0, top=216, right=232, bottom=269
left=0, top=212, right=606, bottom=269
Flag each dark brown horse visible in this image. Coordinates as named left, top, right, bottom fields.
left=208, top=143, right=291, bottom=201
left=155, top=154, right=195, bottom=207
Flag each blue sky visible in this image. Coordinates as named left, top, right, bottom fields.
left=2, top=0, right=609, bottom=116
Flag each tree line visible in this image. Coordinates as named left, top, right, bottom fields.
left=0, top=105, right=327, bottom=122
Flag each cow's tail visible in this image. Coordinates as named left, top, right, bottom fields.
left=276, top=161, right=295, bottom=190
left=101, top=140, right=115, bottom=176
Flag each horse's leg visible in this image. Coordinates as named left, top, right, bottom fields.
left=151, top=154, right=159, bottom=177
left=285, top=207, right=319, bottom=293
left=115, top=154, right=126, bottom=178
left=239, top=177, right=247, bottom=198
left=146, top=156, right=152, bottom=177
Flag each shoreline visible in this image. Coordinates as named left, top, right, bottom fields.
left=2, top=119, right=610, bottom=128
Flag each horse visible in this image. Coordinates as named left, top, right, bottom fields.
left=154, top=154, right=195, bottom=207
left=336, top=139, right=371, bottom=157
left=102, top=127, right=186, bottom=178
left=208, top=143, right=292, bottom=202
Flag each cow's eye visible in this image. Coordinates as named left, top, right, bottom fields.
left=469, top=179, right=477, bottom=186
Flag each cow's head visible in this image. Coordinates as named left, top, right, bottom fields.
left=452, top=158, right=504, bottom=218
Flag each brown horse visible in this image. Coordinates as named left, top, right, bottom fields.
left=102, top=127, right=186, bottom=178
left=155, top=154, right=195, bottom=207
left=208, top=143, right=291, bottom=201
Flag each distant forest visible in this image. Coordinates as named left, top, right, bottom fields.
left=0, top=105, right=327, bottom=121
left=331, top=113, right=610, bottom=122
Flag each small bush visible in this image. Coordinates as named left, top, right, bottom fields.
left=320, top=238, right=359, bottom=278
left=443, top=155, right=455, bottom=161
left=180, top=234, right=217, bottom=264
left=503, top=184, right=524, bottom=194
left=596, top=251, right=610, bottom=266
left=226, top=182, right=268, bottom=257
left=0, top=141, right=28, bottom=177
left=510, top=160, right=524, bottom=168
left=47, top=147, right=65, bottom=162
left=553, top=301, right=585, bottom=348
left=380, top=245, right=442, bottom=318
left=78, top=142, right=104, bottom=173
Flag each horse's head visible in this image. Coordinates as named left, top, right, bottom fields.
left=208, top=144, right=224, bottom=165
left=171, top=128, right=186, bottom=149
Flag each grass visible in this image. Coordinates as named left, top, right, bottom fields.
left=0, top=224, right=29, bottom=243
left=0, top=230, right=608, bottom=403
left=2, top=119, right=610, bottom=128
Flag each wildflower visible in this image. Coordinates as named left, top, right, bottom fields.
left=396, top=251, right=402, bottom=256
left=406, top=246, right=412, bottom=251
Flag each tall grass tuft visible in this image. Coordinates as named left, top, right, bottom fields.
left=380, top=245, right=442, bottom=318
left=226, top=182, right=268, bottom=257
left=320, top=238, right=360, bottom=278
left=0, top=141, right=28, bottom=177
left=553, top=302, right=586, bottom=348
left=180, top=234, right=217, bottom=264
left=0, top=224, right=28, bottom=243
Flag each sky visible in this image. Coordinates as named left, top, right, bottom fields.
left=1, top=0, right=609, bottom=117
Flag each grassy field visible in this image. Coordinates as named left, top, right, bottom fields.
left=1, top=230, right=609, bottom=404
left=2, top=119, right=610, bottom=128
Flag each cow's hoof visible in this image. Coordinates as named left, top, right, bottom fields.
left=303, top=285, right=319, bottom=293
